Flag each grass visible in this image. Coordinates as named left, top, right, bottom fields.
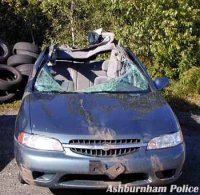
left=163, top=86, right=200, bottom=116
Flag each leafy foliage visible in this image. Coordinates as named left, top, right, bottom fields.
left=0, top=0, right=199, bottom=94
left=173, top=67, right=200, bottom=94
left=0, top=0, right=50, bottom=45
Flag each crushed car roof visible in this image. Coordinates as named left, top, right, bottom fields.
left=49, top=31, right=117, bottom=61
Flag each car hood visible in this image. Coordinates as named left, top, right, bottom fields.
left=28, top=92, right=179, bottom=143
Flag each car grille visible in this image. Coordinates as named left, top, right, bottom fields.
left=68, top=139, right=141, bottom=157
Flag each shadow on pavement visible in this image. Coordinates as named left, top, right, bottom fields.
left=175, top=127, right=200, bottom=187
left=49, top=189, right=105, bottom=195
left=0, top=115, right=16, bottom=172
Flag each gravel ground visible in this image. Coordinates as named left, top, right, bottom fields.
left=0, top=111, right=199, bottom=195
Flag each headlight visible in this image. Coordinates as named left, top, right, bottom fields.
left=18, top=132, right=63, bottom=151
left=147, top=131, right=183, bottom=150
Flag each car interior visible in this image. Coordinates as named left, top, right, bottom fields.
left=35, top=39, right=149, bottom=93
left=49, top=49, right=123, bottom=92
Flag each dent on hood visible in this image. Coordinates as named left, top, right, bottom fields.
left=80, top=98, right=117, bottom=140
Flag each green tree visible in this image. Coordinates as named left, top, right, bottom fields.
left=1, top=0, right=199, bottom=87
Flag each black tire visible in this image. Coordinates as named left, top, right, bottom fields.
left=0, top=40, right=10, bottom=62
left=15, top=49, right=38, bottom=59
left=0, top=64, right=22, bottom=90
left=0, top=90, right=15, bottom=103
left=16, top=64, right=34, bottom=77
left=7, top=54, right=35, bottom=67
left=13, top=42, right=39, bottom=54
left=16, top=64, right=33, bottom=96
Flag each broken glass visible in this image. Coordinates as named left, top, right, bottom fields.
left=35, top=66, right=64, bottom=92
left=82, top=62, right=148, bottom=92
left=35, top=54, right=149, bottom=93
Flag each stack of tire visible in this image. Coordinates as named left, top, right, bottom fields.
left=0, top=40, right=39, bottom=103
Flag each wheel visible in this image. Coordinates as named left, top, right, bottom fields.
left=0, top=40, right=10, bottom=62
left=15, top=50, right=38, bottom=59
left=0, top=90, right=15, bottom=103
left=0, top=64, right=22, bottom=90
left=13, top=42, right=39, bottom=54
left=7, top=54, right=36, bottom=67
left=16, top=64, right=34, bottom=77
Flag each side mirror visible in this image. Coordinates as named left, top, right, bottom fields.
left=154, top=77, right=170, bottom=90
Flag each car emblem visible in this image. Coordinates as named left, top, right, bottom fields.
left=102, top=143, right=112, bottom=151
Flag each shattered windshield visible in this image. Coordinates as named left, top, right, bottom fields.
left=35, top=49, right=149, bottom=93
left=83, top=62, right=148, bottom=92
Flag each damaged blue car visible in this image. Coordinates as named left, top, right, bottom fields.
left=14, top=30, right=185, bottom=189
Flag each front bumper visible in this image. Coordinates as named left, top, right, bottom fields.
left=14, top=138, right=185, bottom=189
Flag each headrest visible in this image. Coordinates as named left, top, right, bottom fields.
left=102, top=60, right=110, bottom=71
left=101, top=49, right=122, bottom=79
